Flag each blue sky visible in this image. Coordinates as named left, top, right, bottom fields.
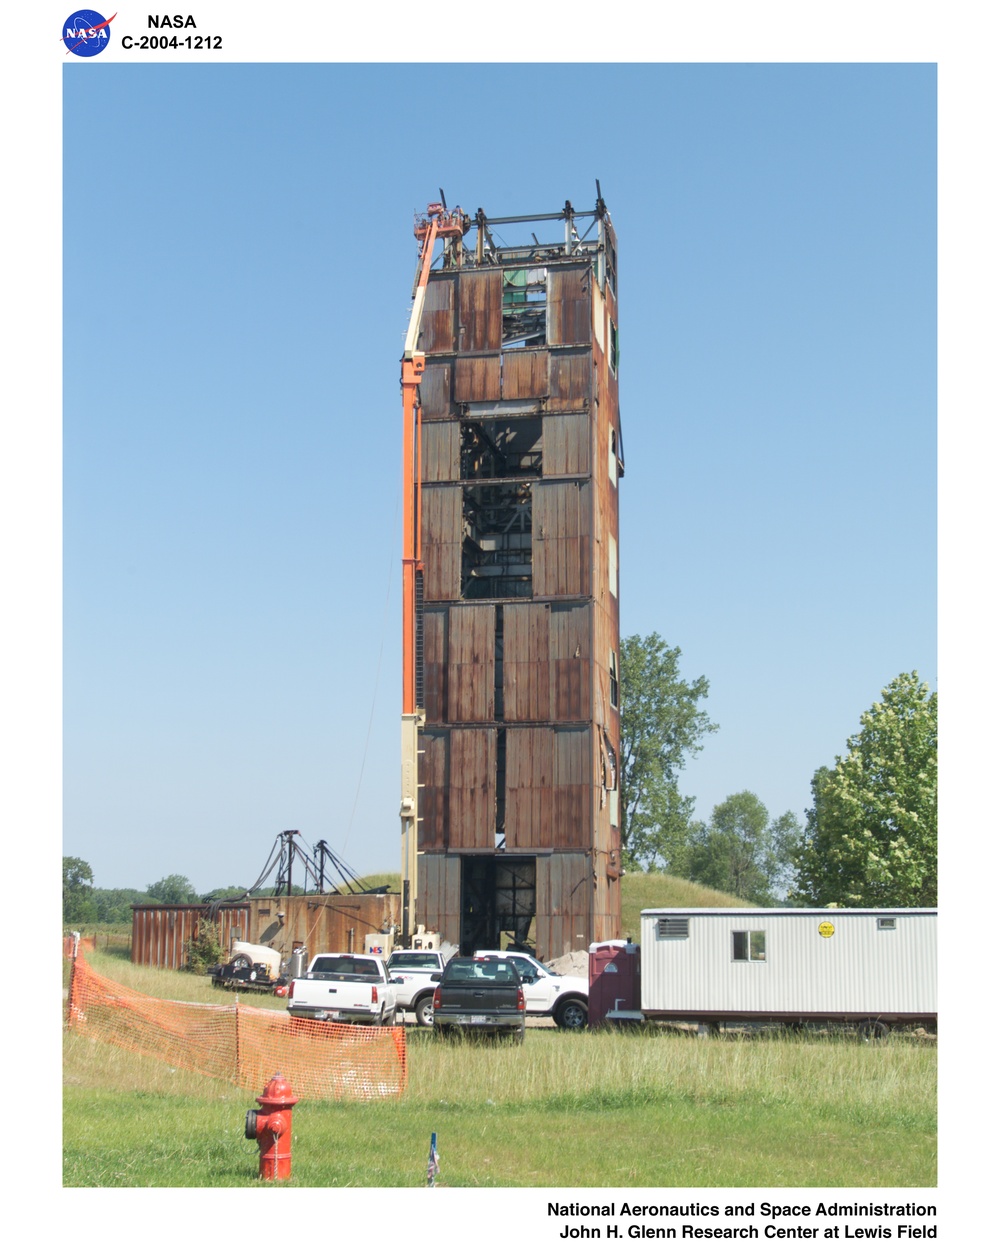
left=62, top=62, right=936, bottom=894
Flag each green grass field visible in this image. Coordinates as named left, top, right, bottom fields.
left=63, top=883, right=937, bottom=1189
left=64, top=1024, right=935, bottom=1188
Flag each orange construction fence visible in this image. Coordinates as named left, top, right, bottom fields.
left=65, top=953, right=407, bottom=1100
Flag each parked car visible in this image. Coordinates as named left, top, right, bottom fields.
left=286, top=952, right=397, bottom=1026
left=432, top=954, right=526, bottom=1042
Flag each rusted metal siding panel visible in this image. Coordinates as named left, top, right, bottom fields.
left=459, top=269, right=502, bottom=352
left=420, top=274, right=457, bottom=353
left=286, top=894, right=399, bottom=956
left=505, top=727, right=553, bottom=849
left=130, top=899, right=399, bottom=967
left=218, top=906, right=251, bottom=950
left=421, top=485, right=462, bottom=601
left=543, top=411, right=590, bottom=477
left=420, top=361, right=453, bottom=421
left=547, top=265, right=592, bottom=345
left=535, top=852, right=593, bottom=961
left=548, top=348, right=592, bottom=410
left=502, top=349, right=549, bottom=399
left=454, top=354, right=502, bottom=402
left=417, top=853, right=462, bottom=948
left=503, top=602, right=550, bottom=722
left=532, top=480, right=592, bottom=598
left=447, top=605, right=495, bottom=722
left=131, top=906, right=198, bottom=970
left=137, top=907, right=196, bottom=970
left=549, top=602, right=591, bottom=721
left=423, top=608, right=447, bottom=724
left=418, top=728, right=448, bottom=850
left=421, top=422, right=459, bottom=483
left=553, top=727, right=592, bottom=846
left=449, top=728, right=496, bottom=849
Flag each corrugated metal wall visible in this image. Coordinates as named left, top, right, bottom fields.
left=131, top=894, right=399, bottom=969
left=639, top=910, right=938, bottom=1017
left=419, top=854, right=462, bottom=938
left=449, top=727, right=497, bottom=848
left=503, top=349, right=548, bottom=398
left=533, top=480, right=592, bottom=597
left=131, top=905, right=209, bottom=970
left=535, top=852, right=594, bottom=959
left=447, top=604, right=494, bottom=722
left=421, top=486, right=462, bottom=601
left=504, top=602, right=551, bottom=721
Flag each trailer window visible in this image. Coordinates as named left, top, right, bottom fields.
left=732, top=930, right=766, bottom=962
left=877, top=917, right=896, bottom=930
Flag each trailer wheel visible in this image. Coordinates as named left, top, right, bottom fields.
left=554, top=997, right=588, bottom=1030
left=858, top=1019, right=890, bottom=1043
left=413, top=995, right=435, bottom=1028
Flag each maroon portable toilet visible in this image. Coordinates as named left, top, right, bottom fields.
left=588, top=939, right=641, bottom=1027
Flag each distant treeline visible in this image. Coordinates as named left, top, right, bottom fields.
left=61, top=865, right=309, bottom=926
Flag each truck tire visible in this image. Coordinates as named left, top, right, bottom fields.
left=554, top=997, right=588, bottom=1030
left=413, top=995, right=434, bottom=1028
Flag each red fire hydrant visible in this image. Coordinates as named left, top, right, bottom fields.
left=245, top=1073, right=299, bottom=1180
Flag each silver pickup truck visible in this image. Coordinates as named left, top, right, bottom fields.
left=287, top=952, right=397, bottom=1026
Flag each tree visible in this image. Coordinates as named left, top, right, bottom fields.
left=619, top=633, right=717, bottom=870
left=146, top=874, right=199, bottom=904
left=688, top=791, right=801, bottom=905
left=791, top=672, right=937, bottom=907
left=92, top=888, right=156, bottom=925
left=63, top=856, right=97, bottom=924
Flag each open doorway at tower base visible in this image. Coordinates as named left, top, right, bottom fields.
left=460, top=855, right=536, bottom=955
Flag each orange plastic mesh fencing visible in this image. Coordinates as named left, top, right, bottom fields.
left=66, top=954, right=407, bottom=1100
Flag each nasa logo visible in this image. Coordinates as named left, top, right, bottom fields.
left=62, top=10, right=115, bottom=57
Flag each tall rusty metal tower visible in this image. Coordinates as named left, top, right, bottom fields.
left=400, top=188, right=623, bottom=960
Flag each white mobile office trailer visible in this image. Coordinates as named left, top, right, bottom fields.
left=640, top=908, right=936, bottom=1037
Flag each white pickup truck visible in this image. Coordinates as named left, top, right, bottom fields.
left=474, top=950, right=589, bottom=1029
left=287, top=952, right=397, bottom=1026
left=384, top=949, right=449, bottom=1026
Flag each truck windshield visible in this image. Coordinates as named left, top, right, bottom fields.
left=310, top=957, right=381, bottom=980
left=386, top=952, right=441, bottom=970
left=442, top=958, right=520, bottom=984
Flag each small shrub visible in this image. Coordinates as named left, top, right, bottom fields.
left=186, top=921, right=225, bottom=974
